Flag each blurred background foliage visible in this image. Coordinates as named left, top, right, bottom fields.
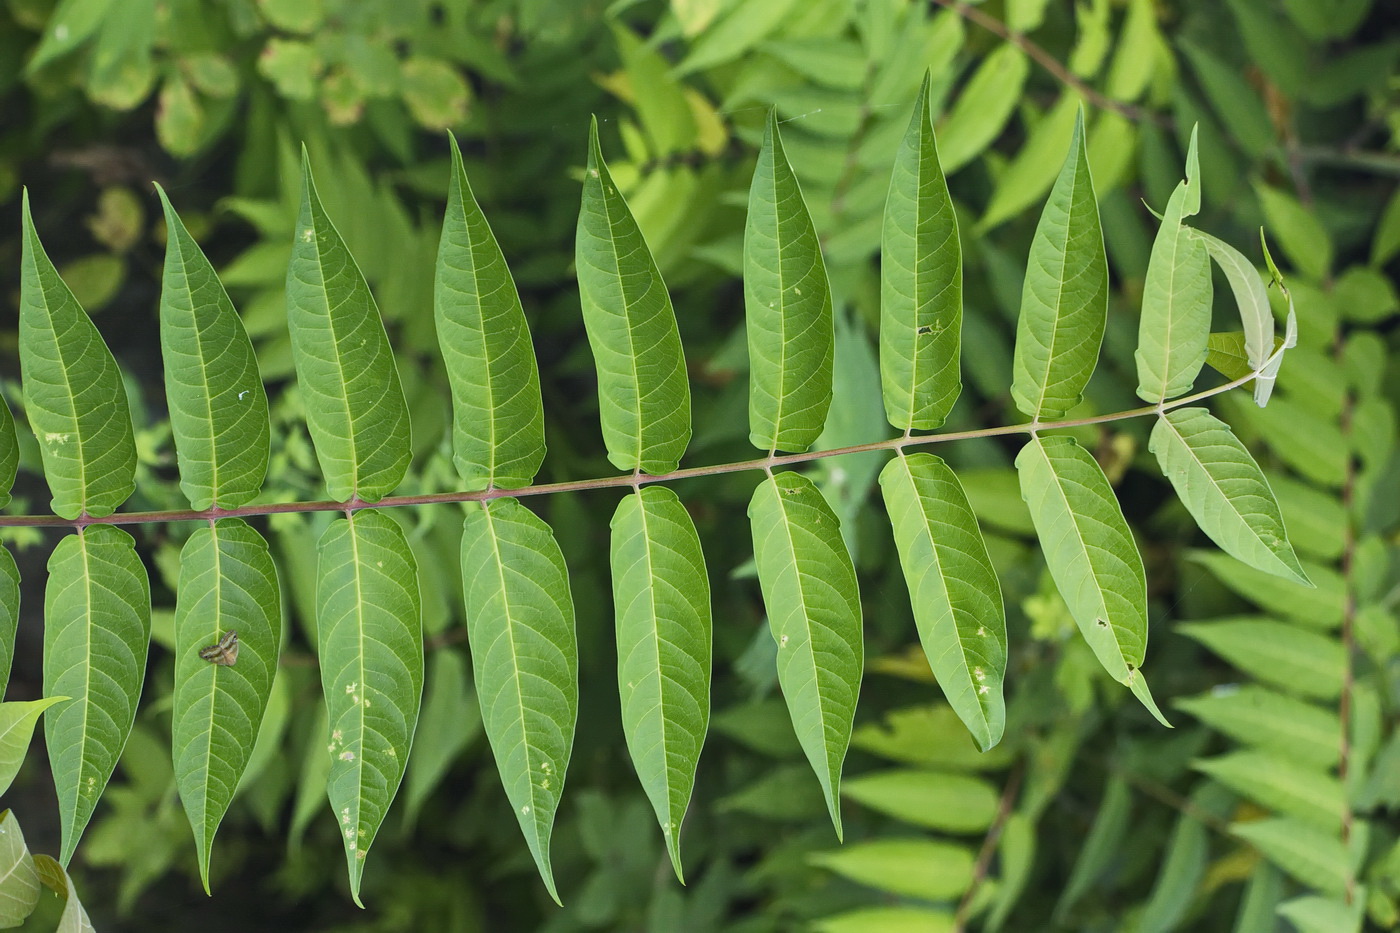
left=0, top=0, right=1398, bottom=930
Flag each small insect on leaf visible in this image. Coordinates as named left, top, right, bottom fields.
left=198, top=629, right=239, bottom=666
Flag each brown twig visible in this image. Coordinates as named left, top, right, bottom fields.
left=1334, top=335, right=1359, bottom=906
left=953, top=759, right=1025, bottom=932
left=928, top=0, right=1164, bottom=127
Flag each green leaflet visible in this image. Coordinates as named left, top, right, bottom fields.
left=0, top=697, right=67, bottom=797
left=1196, top=751, right=1343, bottom=830
left=402, top=648, right=479, bottom=830
left=881, top=74, right=962, bottom=431
left=1150, top=407, right=1310, bottom=585
left=156, top=187, right=270, bottom=511
left=840, top=769, right=999, bottom=833
left=879, top=454, right=1006, bottom=750
left=1175, top=685, right=1338, bottom=768
left=1232, top=818, right=1349, bottom=896
left=287, top=154, right=412, bottom=502
left=172, top=519, right=282, bottom=892
left=436, top=133, right=546, bottom=490
left=0, top=547, right=17, bottom=697
left=745, top=110, right=834, bottom=453
left=1178, top=618, right=1343, bottom=699
left=43, top=524, right=151, bottom=864
left=1015, top=436, right=1167, bottom=724
left=19, top=191, right=136, bottom=520
left=576, top=119, right=692, bottom=474
left=460, top=498, right=577, bottom=903
left=749, top=471, right=862, bottom=838
left=1010, top=110, right=1108, bottom=421
left=32, top=855, right=95, bottom=933
left=978, top=92, right=1082, bottom=233
left=609, top=486, right=711, bottom=881
left=1057, top=776, right=1131, bottom=918
left=0, top=810, right=40, bottom=925
left=939, top=44, right=1030, bottom=173
left=1190, top=229, right=1276, bottom=406
left=316, top=509, right=423, bottom=906
left=810, top=838, right=973, bottom=901
left=1136, top=127, right=1212, bottom=403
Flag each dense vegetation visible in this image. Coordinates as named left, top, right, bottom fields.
left=0, top=0, right=1397, bottom=930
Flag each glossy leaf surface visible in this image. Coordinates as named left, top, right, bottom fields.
left=746, top=111, right=834, bottom=452
left=172, top=518, right=281, bottom=891
left=749, top=471, right=862, bottom=838
left=577, top=119, right=692, bottom=474
left=157, top=185, right=270, bottom=510
left=1150, top=407, right=1310, bottom=585
left=43, top=524, right=151, bottom=863
left=461, top=498, right=577, bottom=903
left=317, top=509, right=423, bottom=905
left=610, top=486, right=711, bottom=880
left=1010, top=111, right=1107, bottom=420
left=1136, top=127, right=1212, bottom=402
left=1016, top=436, right=1166, bottom=723
left=19, top=192, right=136, bottom=519
left=287, top=155, right=412, bottom=502
left=880, top=453, right=1005, bottom=749
left=435, top=134, right=546, bottom=491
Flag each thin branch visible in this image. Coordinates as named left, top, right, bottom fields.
left=953, top=759, right=1025, bottom=932
left=928, top=0, right=1163, bottom=127
left=1334, top=334, right=1360, bottom=906
left=0, top=366, right=1268, bottom=530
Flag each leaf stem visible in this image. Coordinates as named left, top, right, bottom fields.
left=0, top=369, right=1263, bottom=529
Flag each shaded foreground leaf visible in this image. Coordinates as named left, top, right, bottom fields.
left=33, top=854, right=95, bottom=933
left=1010, top=110, right=1107, bottom=420
left=577, top=119, right=692, bottom=474
left=879, top=453, right=1005, bottom=750
left=0, top=546, right=17, bottom=697
left=0, top=697, right=68, bottom=798
left=317, top=509, right=423, bottom=905
left=435, top=133, right=546, bottom=490
left=461, top=498, right=577, bottom=903
left=1150, top=407, right=1310, bottom=585
left=881, top=73, right=962, bottom=431
left=156, top=185, right=271, bottom=510
left=44, top=524, right=151, bottom=864
left=746, top=110, right=834, bottom=453
left=749, top=471, right=862, bottom=838
left=0, top=809, right=40, bottom=926
left=287, top=154, right=412, bottom=502
left=172, top=519, right=282, bottom=892
left=19, top=191, right=136, bottom=519
left=610, top=487, right=711, bottom=881
left=1016, top=436, right=1167, bottom=724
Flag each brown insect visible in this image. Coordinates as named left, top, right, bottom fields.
left=198, top=630, right=239, bottom=667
